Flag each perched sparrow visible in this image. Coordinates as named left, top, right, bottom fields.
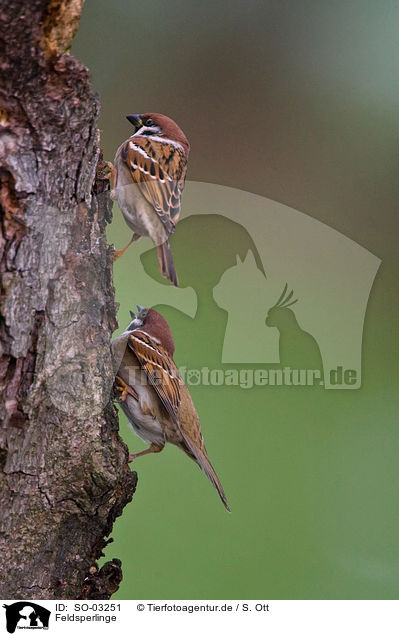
left=112, top=307, right=230, bottom=511
left=108, top=113, right=190, bottom=287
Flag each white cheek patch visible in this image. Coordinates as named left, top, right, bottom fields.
left=133, top=125, right=161, bottom=137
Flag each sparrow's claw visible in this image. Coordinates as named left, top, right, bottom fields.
left=113, top=235, right=137, bottom=261
left=104, top=161, right=114, bottom=179
left=104, top=161, right=118, bottom=194
left=113, top=247, right=129, bottom=261
left=128, top=443, right=164, bottom=462
left=115, top=376, right=138, bottom=402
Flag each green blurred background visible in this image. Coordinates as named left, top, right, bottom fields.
left=72, top=1, right=399, bottom=599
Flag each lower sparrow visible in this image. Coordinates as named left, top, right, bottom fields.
left=112, top=307, right=230, bottom=511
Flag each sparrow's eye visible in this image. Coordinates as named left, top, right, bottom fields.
left=146, top=118, right=154, bottom=126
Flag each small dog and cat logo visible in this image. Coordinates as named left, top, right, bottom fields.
left=3, top=602, right=50, bottom=633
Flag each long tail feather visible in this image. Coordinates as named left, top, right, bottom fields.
left=181, top=434, right=231, bottom=512
left=156, top=239, right=178, bottom=287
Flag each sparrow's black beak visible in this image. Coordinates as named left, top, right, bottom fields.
left=126, top=114, right=143, bottom=131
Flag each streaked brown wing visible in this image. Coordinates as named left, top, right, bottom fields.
left=128, top=331, right=181, bottom=423
left=122, top=137, right=187, bottom=234
left=176, top=384, right=206, bottom=455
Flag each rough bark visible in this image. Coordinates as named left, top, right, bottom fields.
left=0, top=0, right=137, bottom=599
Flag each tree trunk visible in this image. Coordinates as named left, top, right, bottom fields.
left=0, top=0, right=136, bottom=599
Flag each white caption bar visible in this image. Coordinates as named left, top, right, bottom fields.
left=1, top=600, right=397, bottom=635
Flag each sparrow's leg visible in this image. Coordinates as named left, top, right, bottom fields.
left=115, top=376, right=138, bottom=402
left=104, top=161, right=119, bottom=201
left=113, top=233, right=140, bottom=261
left=128, top=443, right=164, bottom=462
